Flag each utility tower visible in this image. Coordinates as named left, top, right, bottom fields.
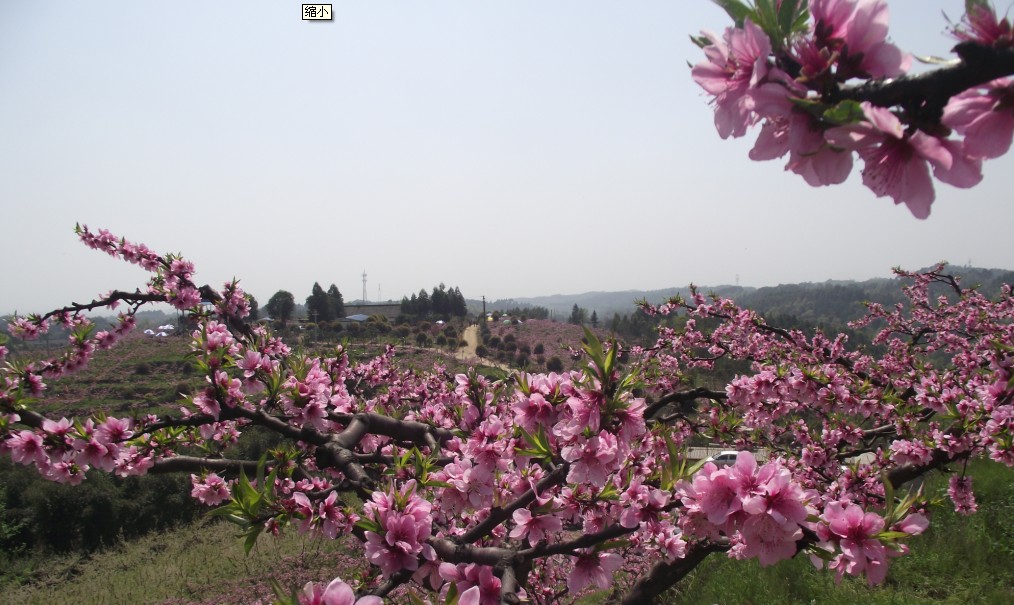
left=362, top=270, right=368, bottom=303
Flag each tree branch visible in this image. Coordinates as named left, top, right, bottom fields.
left=619, top=542, right=726, bottom=605
left=838, top=42, right=1014, bottom=124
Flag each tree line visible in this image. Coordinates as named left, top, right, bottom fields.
left=400, top=283, right=467, bottom=319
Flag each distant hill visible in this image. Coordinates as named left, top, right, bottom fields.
left=481, top=265, right=1014, bottom=328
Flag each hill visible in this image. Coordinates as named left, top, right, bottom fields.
left=486, top=264, right=1014, bottom=328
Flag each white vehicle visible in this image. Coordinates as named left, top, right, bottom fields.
left=705, top=451, right=741, bottom=467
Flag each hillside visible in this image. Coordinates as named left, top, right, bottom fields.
left=487, top=264, right=1014, bottom=328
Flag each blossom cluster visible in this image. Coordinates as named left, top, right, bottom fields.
left=693, top=0, right=1014, bottom=217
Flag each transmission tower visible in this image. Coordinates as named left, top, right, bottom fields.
left=362, top=270, right=368, bottom=303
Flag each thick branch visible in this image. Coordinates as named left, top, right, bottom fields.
left=458, top=464, right=568, bottom=544
left=431, top=538, right=517, bottom=566
left=620, top=542, right=726, bottom=605
left=838, top=43, right=1014, bottom=123
left=645, top=388, right=727, bottom=420
left=332, top=412, right=455, bottom=450
left=149, top=456, right=260, bottom=475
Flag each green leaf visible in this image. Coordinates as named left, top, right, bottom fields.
left=444, top=580, right=459, bottom=604
left=582, top=327, right=604, bottom=367
left=711, top=0, right=753, bottom=27
left=966, top=0, right=991, bottom=14
left=690, top=34, right=712, bottom=49
left=422, top=480, right=453, bottom=489
left=876, top=530, right=910, bottom=541
left=269, top=579, right=297, bottom=605
left=683, top=456, right=710, bottom=478
left=355, top=517, right=382, bottom=534
left=243, top=524, right=263, bottom=555
left=822, top=100, right=866, bottom=126
left=806, top=545, right=837, bottom=562
left=596, top=538, right=631, bottom=552
left=778, top=0, right=807, bottom=36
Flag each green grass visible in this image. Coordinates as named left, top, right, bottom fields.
left=0, top=517, right=360, bottom=605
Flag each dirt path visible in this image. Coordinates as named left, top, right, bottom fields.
left=455, top=324, right=480, bottom=360
left=455, top=324, right=513, bottom=371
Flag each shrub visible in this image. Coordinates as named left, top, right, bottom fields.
left=546, top=356, right=564, bottom=372
left=533, top=343, right=544, bottom=355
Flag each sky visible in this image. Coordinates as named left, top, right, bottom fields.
left=3, top=1, right=1013, bottom=315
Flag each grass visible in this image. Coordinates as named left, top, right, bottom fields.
left=0, top=517, right=361, bottom=605
left=31, top=333, right=201, bottom=418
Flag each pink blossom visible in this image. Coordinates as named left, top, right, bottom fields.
left=943, top=79, right=1014, bottom=159
left=510, top=507, right=563, bottom=544
left=808, top=0, right=910, bottom=78
left=513, top=392, right=556, bottom=433
left=318, top=491, right=353, bottom=539
left=948, top=475, right=978, bottom=514
left=692, top=20, right=774, bottom=139
left=298, top=577, right=382, bottom=605
left=567, top=550, right=624, bottom=594
left=682, top=462, right=743, bottom=526
left=825, top=103, right=955, bottom=218
left=619, top=479, right=670, bottom=529
left=950, top=2, right=1014, bottom=47
left=363, top=481, right=435, bottom=578
left=821, top=501, right=889, bottom=584
left=752, top=112, right=854, bottom=186
left=8, top=430, right=46, bottom=465
left=190, top=472, right=231, bottom=506
left=739, top=513, right=803, bottom=566
left=894, top=512, right=929, bottom=536
left=438, top=564, right=502, bottom=605
left=741, top=464, right=809, bottom=526
left=561, top=431, right=619, bottom=488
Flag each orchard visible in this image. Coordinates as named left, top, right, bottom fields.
left=5, top=1, right=1014, bottom=603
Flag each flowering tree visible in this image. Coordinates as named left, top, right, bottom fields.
left=693, top=0, right=1014, bottom=218
left=4, top=3, right=1014, bottom=604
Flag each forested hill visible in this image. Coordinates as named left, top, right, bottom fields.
left=493, top=265, right=1014, bottom=328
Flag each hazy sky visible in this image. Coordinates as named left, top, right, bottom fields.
left=3, top=1, right=1013, bottom=315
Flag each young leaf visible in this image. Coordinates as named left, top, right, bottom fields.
left=712, top=0, right=754, bottom=27
left=777, top=0, right=807, bottom=36
left=822, top=100, right=866, bottom=126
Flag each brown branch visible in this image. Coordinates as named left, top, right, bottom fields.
left=148, top=455, right=260, bottom=475
left=837, top=42, right=1014, bottom=125
left=522, top=524, right=633, bottom=558
left=33, top=290, right=167, bottom=323
left=431, top=538, right=517, bottom=566
left=458, top=464, right=568, bottom=544
left=645, top=388, right=727, bottom=420
left=619, top=542, right=726, bottom=605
